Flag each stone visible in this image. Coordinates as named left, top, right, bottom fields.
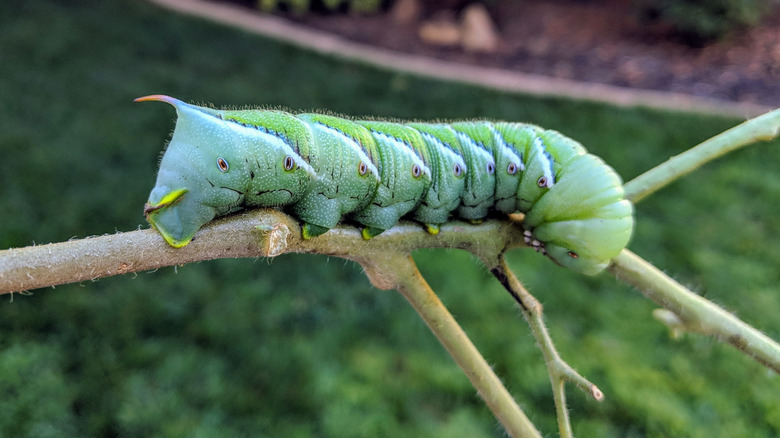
left=460, top=3, right=500, bottom=53
left=390, top=0, right=421, bottom=25
left=419, top=10, right=461, bottom=47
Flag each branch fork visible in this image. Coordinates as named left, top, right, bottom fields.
left=1, top=108, right=779, bottom=437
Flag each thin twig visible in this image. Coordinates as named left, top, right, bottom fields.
left=489, top=256, right=604, bottom=438
left=358, top=252, right=542, bottom=438
left=624, top=108, right=780, bottom=203
left=609, top=249, right=780, bottom=373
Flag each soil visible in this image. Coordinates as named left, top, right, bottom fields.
left=234, top=0, right=780, bottom=108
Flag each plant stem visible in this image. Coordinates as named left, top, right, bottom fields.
left=624, top=108, right=780, bottom=203
left=0, top=212, right=542, bottom=436
left=360, top=253, right=542, bottom=438
left=490, top=256, right=604, bottom=438
left=2, top=205, right=779, bottom=433
left=609, top=249, right=780, bottom=373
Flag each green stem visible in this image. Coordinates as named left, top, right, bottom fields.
left=552, top=379, right=572, bottom=438
left=624, top=108, right=780, bottom=203
left=366, top=253, right=542, bottom=438
left=609, top=249, right=780, bottom=373
left=491, top=256, right=604, bottom=438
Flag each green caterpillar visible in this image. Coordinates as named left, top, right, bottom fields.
left=138, top=95, right=633, bottom=275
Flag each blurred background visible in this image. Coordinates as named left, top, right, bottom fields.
left=1, top=1, right=779, bottom=436
left=249, top=0, right=780, bottom=107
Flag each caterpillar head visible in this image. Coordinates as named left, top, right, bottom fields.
left=138, top=95, right=312, bottom=247
left=522, top=153, right=633, bottom=275
left=142, top=150, right=235, bottom=248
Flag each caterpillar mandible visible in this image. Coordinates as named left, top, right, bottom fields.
left=138, top=95, right=633, bottom=275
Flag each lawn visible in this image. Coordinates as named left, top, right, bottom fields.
left=1, top=1, right=778, bottom=437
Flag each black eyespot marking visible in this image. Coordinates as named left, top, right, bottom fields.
left=283, top=155, right=295, bottom=171
left=537, top=176, right=548, bottom=188
left=412, top=164, right=422, bottom=178
left=486, top=162, right=495, bottom=175
left=358, top=161, right=368, bottom=176
left=453, top=163, right=463, bottom=177
left=217, top=157, right=229, bottom=172
left=507, top=162, right=518, bottom=175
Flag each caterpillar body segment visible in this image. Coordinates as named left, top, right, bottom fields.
left=139, top=95, right=633, bottom=274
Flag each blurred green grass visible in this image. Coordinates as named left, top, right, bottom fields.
left=1, top=1, right=779, bottom=437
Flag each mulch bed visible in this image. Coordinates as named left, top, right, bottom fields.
left=249, top=0, right=780, bottom=108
